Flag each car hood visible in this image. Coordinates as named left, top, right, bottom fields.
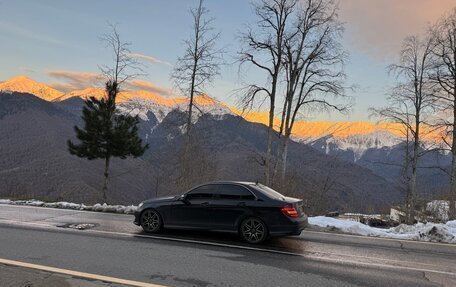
left=143, top=196, right=177, bottom=204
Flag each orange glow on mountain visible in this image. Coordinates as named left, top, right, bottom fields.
left=54, top=87, right=107, bottom=102
left=0, top=75, right=63, bottom=101
left=193, top=94, right=218, bottom=106
left=292, top=121, right=405, bottom=138
left=125, top=90, right=182, bottom=105
left=230, top=109, right=445, bottom=142
left=0, top=75, right=446, bottom=142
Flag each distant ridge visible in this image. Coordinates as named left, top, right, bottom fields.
left=1, top=74, right=440, bottom=143
left=0, top=75, right=63, bottom=101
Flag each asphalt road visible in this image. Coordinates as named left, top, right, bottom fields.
left=0, top=263, right=131, bottom=287
left=0, top=205, right=455, bottom=287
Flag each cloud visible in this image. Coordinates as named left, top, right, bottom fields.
left=47, top=70, right=104, bottom=92
left=124, top=79, right=174, bottom=97
left=128, top=53, right=172, bottom=67
left=339, top=0, right=456, bottom=60
left=47, top=69, right=174, bottom=97
left=48, top=83, right=77, bottom=93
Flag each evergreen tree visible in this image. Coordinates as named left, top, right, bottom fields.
left=68, top=81, right=148, bottom=202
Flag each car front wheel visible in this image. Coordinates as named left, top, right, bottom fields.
left=240, top=217, right=268, bottom=244
left=140, top=209, right=162, bottom=233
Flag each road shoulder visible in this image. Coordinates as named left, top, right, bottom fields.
left=0, top=263, right=128, bottom=287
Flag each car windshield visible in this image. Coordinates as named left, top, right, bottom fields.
left=255, top=184, right=286, bottom=200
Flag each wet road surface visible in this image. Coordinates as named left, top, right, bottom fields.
left=0, top=204, right=455, bottom=286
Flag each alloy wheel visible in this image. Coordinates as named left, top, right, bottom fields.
left=241, top=218, right=267, bottom=244
left=141, top=210, right=161, bottom=233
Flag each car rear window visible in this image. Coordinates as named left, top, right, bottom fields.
left=254, top=184, right=286, bottom=200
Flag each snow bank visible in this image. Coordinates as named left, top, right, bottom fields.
left=1, top=198, right=455, bottom=244
left=309, top=216, right=456, bottom=244
left=91, top=203, right=138, bottom=214
left=0, top=199, right=138, bottom=214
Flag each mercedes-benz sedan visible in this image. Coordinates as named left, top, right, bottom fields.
left=133, top=181, right=308, bottom=244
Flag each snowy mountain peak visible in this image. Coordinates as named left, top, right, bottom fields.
left=117, top=95, right=233, bottom=123
left=2, top=75, right=441, bottom=152
left=193, top=93, right=218, bottom=106
left=54, top=87, right=106, bottom=102
left=0, top=75, right=63, bottom=101
left=299, top=130, right=402, bottom=161
left=56, top=87, right=195, bottom=107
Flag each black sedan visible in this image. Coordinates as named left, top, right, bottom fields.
left=134, top=181, right=308, bottom=244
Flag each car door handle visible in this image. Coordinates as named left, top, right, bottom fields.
left=237, top=202, right=246, bottom=206
left=201, top=202, right=210, bottom=206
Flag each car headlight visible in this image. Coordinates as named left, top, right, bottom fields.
left=138, top=202, right=144, bottom=208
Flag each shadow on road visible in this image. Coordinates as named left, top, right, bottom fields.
left=133, top=228, right=308, bottom=254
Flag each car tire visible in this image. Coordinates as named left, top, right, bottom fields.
left=239, top=217, right=268, bottom=244
left=140, top=209, right=163, bottom=233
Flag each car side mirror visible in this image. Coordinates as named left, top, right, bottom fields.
left=179, top=194, right=190, bottom=204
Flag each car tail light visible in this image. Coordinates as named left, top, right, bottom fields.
left=281, top=206, right=299, bottom=218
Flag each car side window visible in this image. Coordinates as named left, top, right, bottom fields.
left=216, top=184, right=255, bottom=201
left=186, top=185, right=216, bottom=201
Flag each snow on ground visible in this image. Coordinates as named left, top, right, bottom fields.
left=0, top=199, right=138, bottom=214
left=1, top=198, right=455, bottom=244
left=309, top=216, right=456, bottom=244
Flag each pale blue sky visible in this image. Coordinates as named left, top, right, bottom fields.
left=0, top=0, right=454, bottom=121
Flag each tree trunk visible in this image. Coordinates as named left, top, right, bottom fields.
left=407, top=126, right=420, bottom=225
left=265, top=99, right=275, bottom=186
left=450, top=98, right=456, bottom=220
left=449, top=153, right=456, bottom=220
left=187, top=75, right=196, bottom=135
left=280, top=135, right=290, bottom=182
left=182, top=138, right=192, bottom=187
left=407, top=164, right=417, bottom=225
left=102, top=156, right=110, bottom=203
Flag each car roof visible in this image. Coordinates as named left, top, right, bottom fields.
left=205, top=181, right=258, bottom=186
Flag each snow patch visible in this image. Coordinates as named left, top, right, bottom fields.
left=296, top=131, right=402, bottom=161
left=117, top=98, right=234, bottom=123
left=309, top=216, right=456, bottom=244
left=0, top=199, right=138, bottom=214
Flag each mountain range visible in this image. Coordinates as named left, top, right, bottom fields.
left=0, top=75, right=450, bottom=212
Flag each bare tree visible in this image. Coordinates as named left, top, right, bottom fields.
left=239, top=0, right=297, bottom=185
left=99, top=24, right=143, bottom=85
left=430, top=9, right=456, bottom=219
left=276, top=0, right=349, bottom=182
left=371, top=35, right=436, bottom=224
left=172, top=0, right=222, bottom=135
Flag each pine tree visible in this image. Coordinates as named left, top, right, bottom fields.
left=68, top=81, right=148, bottom=203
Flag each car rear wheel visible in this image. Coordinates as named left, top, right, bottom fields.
left=140, top=209, right=162, bottom=233
left=240, top=217, right=268, bottom=244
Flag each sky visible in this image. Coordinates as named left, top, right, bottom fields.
left=0, top=0, right=455, bottom=121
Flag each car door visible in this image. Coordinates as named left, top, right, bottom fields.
left=169, top=184, right=217, bottom=228
left=210, top=184, right=256, bottom=231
